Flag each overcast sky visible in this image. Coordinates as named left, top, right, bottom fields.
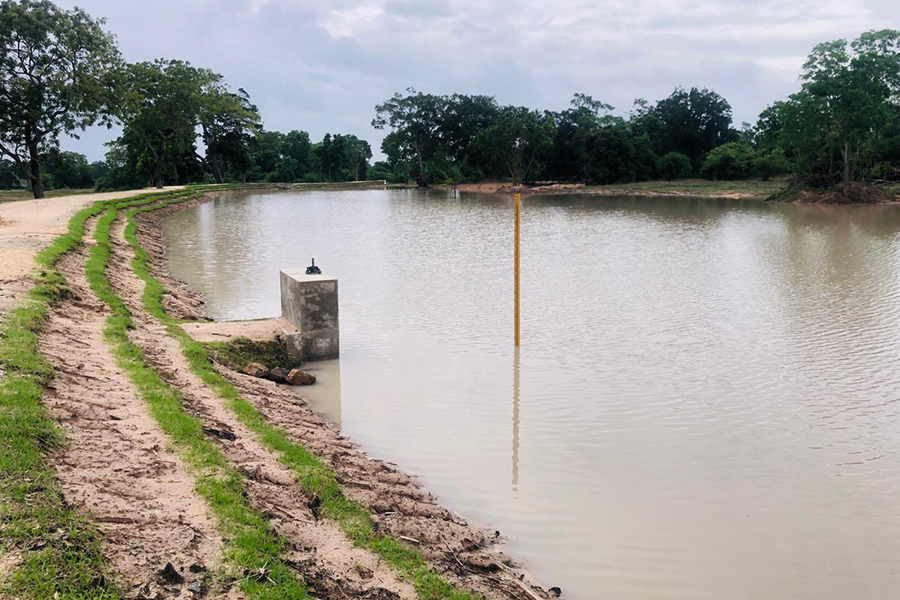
left=56, top=0, right=898, bottom=162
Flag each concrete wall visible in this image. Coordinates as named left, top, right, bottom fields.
left=280, top=269, right=340, bottom=360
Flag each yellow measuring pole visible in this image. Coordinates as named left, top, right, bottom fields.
left=515, top=193, right=521, bottom=346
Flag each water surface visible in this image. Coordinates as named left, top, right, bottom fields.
left=163, top=190, right=900, bottom=600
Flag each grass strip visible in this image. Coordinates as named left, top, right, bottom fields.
left=125, top=194, right=482, bottom=599
left=89, top=196, right=308, bottom=600
left=0, top=189, right=190, bottom=600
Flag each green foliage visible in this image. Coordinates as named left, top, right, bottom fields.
left=367, top=160, right=406, bottom=183
left=701, top=142, right=758, bottom=180
left=200, top=84, right=261, bottom=183
left=112, top=59, right=218, bottom=188
left=372, top=88, right=446, bottom=187
left=657, top=152, right=693, bottom=179
left=0, top=0, right=121, bottom=198
left=774, top=30, right=900, bottom=193
left=42, top=149, right=95, bottom=189
left=632, top=87, right=738, bottom=168
left=0, top=158, right=20, bottom=188
left=474, top=106, right=555, bottom=184
left=578, top=124, right=655, bottom=184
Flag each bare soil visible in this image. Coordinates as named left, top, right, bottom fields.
left=39, top=215, right=230, bottom=600
left=791, top=183, right=900, bottom=204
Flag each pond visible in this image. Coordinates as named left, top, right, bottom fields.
left=162, top=189, right=900, bottom=600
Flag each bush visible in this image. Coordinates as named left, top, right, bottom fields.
left=701, top=142, right=757, bottom=180
left=656, top=152, right=693, bottom=179
left=39, top=172, right=55, bottom=190
left=753, top=150, right=789, bottom=180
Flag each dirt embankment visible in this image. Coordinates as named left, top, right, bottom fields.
left=777, top=183, right=900, bottom=204
left=40, top=214, right=227, bottom=599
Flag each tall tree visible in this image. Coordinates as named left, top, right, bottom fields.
left=114, top=59, right=217, bottom=188
left=784, top=30, right=900, bottom=194
left=199, top=83, right=260, bottom=183
left=632, top=87, right=737, bottom=168
left=372, top=88, right=446, bottom=187
left=475, top=106, right=555, bottom=184
left=0, top=0, right=120, bottom=198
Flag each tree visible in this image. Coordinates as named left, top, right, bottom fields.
left=783, top=30, right=900, bottom=195
left=0, top=0, right=120, bottom=198
left=199, top=83, right=260, bottom=183
left=578, top=123, right=655, bottom=184
left=474, top=106, right=555, bottom=184
left=114, top=59, right=218, bottom=188
left=373, top=88, right=446, bottom=187
left=43, top=149, right=93, bottom=188
left=632, top=87, right=738, bottom=168
left=440, top=94, right=499, bottom=177
left=548, top=94, right=616, bottom=180
left=657, top=152, right=693, bottom=179
left=0, top=158, right=19, bottom=188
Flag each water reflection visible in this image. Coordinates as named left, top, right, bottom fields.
left=512, top=346, right=520, bottom=491
left=295, top=359, right=342, bottom=426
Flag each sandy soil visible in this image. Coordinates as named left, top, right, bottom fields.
left=0, top=188, right=183, bottom=320
left=136, top=198, right=553, bottom=599
left=39, top=215, right=229, bottom=599
left=182, top=318, right=299, bottom=343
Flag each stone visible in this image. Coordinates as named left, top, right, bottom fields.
left=266, top=366, right=290, bottom=383
left=286, top=368, right=316, bottom=386
left=159, top=562, right=184, bottom=585
left=243, top=362, right=267, bottom=378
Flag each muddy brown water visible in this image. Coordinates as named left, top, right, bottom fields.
left=162, top=189, right=900, bottom=600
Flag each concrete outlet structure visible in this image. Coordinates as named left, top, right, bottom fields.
left=280, top=269, right=340, bottom=361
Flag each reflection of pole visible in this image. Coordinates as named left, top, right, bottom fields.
left=514, top=193, right=521, bottom=346
left=512, top=346, right=520, bottom=489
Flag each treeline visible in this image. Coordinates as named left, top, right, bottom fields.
left=1, top=1, right=897, bottom=199
left=0, top=1, right=373, bottom=197
left=373, top=29, right=900, bottom=191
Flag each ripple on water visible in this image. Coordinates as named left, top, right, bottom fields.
left=163, top=190, right=900, bottom=600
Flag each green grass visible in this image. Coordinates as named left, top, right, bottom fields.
left=123, top=195, right=482, bottom=599
left=87, top=192, right=308, bottom=599
left=206, top=337, right=303, bottom=373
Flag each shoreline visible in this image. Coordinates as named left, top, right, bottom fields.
left=139, top=192, right=554, bottom=598
left=0, top=186, right=554, bottom=599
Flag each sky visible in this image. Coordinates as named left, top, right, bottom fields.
left=56, top=0, right=899, bottom=162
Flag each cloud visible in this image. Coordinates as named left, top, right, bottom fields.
left=319, top=3, right=385, bottom=38
left=53, top=0, right=898, bottom=161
